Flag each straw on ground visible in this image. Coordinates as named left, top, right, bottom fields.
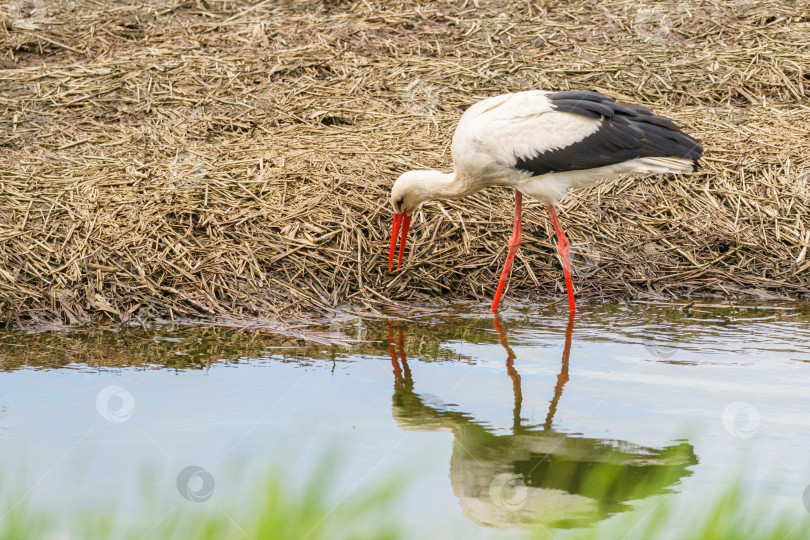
left=1, top=0, right=808, bottom=327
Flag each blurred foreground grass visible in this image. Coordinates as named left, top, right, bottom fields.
left=1, top=452, right=808, bottom=540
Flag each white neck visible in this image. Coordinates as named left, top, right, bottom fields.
left=415, top=170, right=468, bottom=201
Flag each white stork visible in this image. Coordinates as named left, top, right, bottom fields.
left=388, top=90, right=703, bottom=313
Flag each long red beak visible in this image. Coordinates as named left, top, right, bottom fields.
left=388, top=212, right=412, bottom=273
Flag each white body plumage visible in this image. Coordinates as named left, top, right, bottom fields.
left=391, top=90, right=701, bottom=213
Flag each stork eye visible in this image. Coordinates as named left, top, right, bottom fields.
left=396, top=197, right=405, bottom=210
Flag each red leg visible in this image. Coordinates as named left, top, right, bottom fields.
left=547, top=205, right=576, bottom=313
left=490, top=190, right=523, bottom=313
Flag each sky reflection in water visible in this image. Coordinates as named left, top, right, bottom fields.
left=1, top=301, right=809, bottom=537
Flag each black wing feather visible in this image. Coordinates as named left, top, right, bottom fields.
left=514, top=90, right=703, bottom=176
left=551, top=98, right=616, bottom=119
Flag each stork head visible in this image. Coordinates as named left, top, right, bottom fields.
left=390, top=170, right=439, bottom=215
left=388, top=170, right=442, bottom=273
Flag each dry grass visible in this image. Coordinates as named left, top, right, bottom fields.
left=1, top=0, right=809, bottom=328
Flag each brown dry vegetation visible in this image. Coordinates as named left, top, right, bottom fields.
left=1, top=0, right=809, bottom=328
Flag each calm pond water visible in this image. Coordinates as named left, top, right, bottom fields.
left=2, top=300, right=810, bottom=538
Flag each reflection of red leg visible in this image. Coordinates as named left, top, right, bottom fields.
left=389, top=321, right=412, bottom=388
left=544, top=312, right=574, bottom=430
left=547, top=205, right=576, bottom=313
left=396, top=323, right=411, bottom=381
left=491, top=191, right=523, bottom=313
left=388, top=321, right=402, bottom=384
left=494, top=316, right=522, bottom=432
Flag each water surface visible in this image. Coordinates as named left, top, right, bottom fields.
left=1, top=301, right=809, bottom=537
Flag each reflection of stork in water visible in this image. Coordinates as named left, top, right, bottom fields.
left=388, top=317, right=696, bottom=529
